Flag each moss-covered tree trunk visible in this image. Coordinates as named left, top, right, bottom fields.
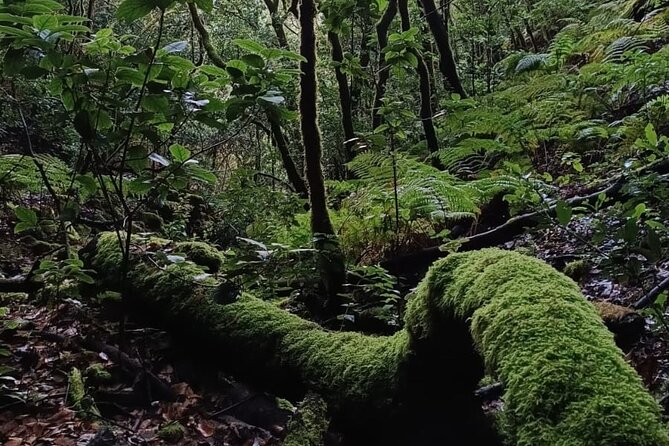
left=299, top=0, right=346, bottom=311
left=85, top=233, right=669, bottom=446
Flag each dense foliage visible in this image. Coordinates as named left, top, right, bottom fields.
left=3, top=0, right=669, bottom=442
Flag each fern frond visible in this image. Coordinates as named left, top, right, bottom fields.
left=603, top=36, right=650, bottom=62
left=515, top=53, right=551, bottom=74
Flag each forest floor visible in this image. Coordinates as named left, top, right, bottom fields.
left=2, top=205, right=669, bottom=445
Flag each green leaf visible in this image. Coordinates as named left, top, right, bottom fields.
left=2, top=48, right=25, bottom=76
left=14, top=222, right=34, bottom=233
left=0, top=14, right=33, bottom=25
left=555, top=200, right=572, bottom=226
left=232, top=39, right=265, bottom=55
left=241, top=54, right=265, bottom=69
left=0, top=25, right=35, bottom=39
left=645, top=123, right=658, bottom=147
left=141, top=94, right=169, bottom=112
left=59, top=203, right=80, bottom=222
left=116, top=67, right=145, bottom=85
left=76, top=174, right=98, bottom=195
left=15, top=207, right=38, bottom=225
left=74, top=110, right=95, bottom=141
left=169, top=144, right=191, bottom=163
left=32, top=14, right=58, bottom=31
left=194, top=0, right=213, bottom=11
left=127, top=146, right=149, bottom=173
left=116, top=0, right=154, bottom=21
left=187, top=165, right=217, bottom=184
left=73, top=271, right=95, bottom=284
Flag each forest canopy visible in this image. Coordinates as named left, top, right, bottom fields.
left=2, top=0, right=669, bottom=444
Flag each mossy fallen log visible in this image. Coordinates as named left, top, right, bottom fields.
left=85, top=233, right=669, bottom=446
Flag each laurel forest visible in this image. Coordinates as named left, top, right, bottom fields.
left=2, top=0, right=669, bottom=444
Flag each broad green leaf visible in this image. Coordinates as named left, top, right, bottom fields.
left=194, top=0, right=213, bottom=11
left=242, top=54, right=264, bottom=69
left=169, top=144, right=191, bottom=163
left=141, top=94, right=169, bottom=112
left=645, top=123, right=658, bottom=147
left=555, top=200, right=572, bottom=226
left=15, top=207, right=38, bottom=225
left=188, top=166, right=217, bottom=184
left=76, top=174, right=98, bottom=195
left=233, top=39, right=265, bottom=55
left=127, top=146, right=149, bottom=173
left=32, top=14, right=58, bottom=31
left=14, top=222, right=34, bottom=233
left=117, top=0, right=154, bottom=21
left=0, top=14, right=32, bottom=25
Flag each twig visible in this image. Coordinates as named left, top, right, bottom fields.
left=634, top=275, right=669, bottom=309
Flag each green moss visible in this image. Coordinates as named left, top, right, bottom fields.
left=88, top=235, right=669, bottom=445
left=68, top=367, right=100, bottom=418
left=84, top=363, right=112, bottom=383
left=418, top=249, right=669, bottom=446
left=276, top=397, right=296, bottom=412
left=140, top=212, right=164, bottom=232
left=68, top=367, right=85, bottom=407
left=563, top=259, right=590, bottom=281
left=158, top=421, right=185, bottom=443
left=175, top=241, right=226, bottom=273
left=283, top=393, right=328, bottom=446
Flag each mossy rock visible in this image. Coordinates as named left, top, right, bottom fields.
left=175, top=241, right=226, bottom=273
left=563, top=259, right=590, bottom=281
left=84, top=363, right=112, bottom=384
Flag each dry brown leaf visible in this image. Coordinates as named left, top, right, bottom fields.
left=196, top=419, right=216, bottom=438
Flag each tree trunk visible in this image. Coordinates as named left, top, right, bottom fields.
left=263, top=0, right=290, bottom=49
left=372, top=0, right=398, bottom=129
left=267, top=113, right=308, bottom=196
left=398, top=0, right=439, bottom=156
left=299, top=0, right=346, bottom=309
left=418, top=0, right=467, bottom=97
left=328, top=31, right=356, bottom=163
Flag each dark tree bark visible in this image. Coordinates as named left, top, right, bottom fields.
left=328, top=31, right=356, bottom=162
left=418, top=0, right=467, bottom=97
left=299, top=0, right=346, bottom=307
left=398, top=0, right=439, bottom=156
left=372, top=0, right=398, bottom=129
left=268, top=113, right=308, bottom=196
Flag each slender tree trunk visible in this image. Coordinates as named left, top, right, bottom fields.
left=418, top=0, right=467, bottom=97
left=372, top=0, right=398, bottom=129
left=398, top=0, right=439, bottom=156
left=263, top=0, right=290, bottom=49
left=299, top=0, right=346, bottom=309
left=328, top=31, right=356, bottom=163
left=351, top=22, right=370, bottom=120
left=268, top=113, right=308, bottom=196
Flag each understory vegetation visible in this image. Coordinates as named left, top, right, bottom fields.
left=3, top=0, right=669, bottom=444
